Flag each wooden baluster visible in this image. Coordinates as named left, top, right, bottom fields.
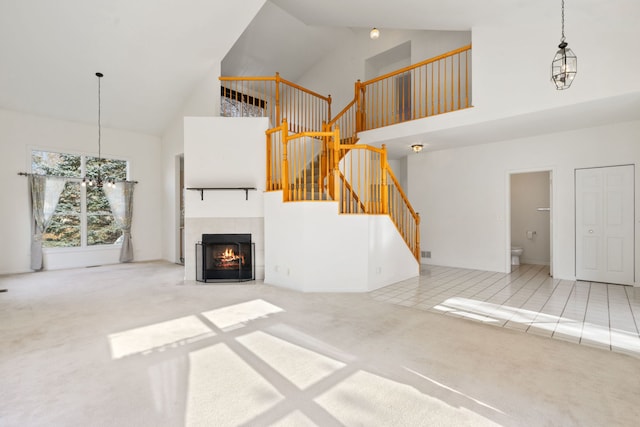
left=332, top=126, right=340, bottom=204
left=281, top=120, right=289, bottom=202
left=381, top=145, right=388, bottom=215
left=415, top=212, right=421, bottom=261
left=266, top=132, right=272, bottom=190
left=457, top=53, right=461, bottom=111
left=465, top=51, right=469, bottom=108
left=275, top=72, right=281, bottom=127
left=450, top=56, right=454, bottom=112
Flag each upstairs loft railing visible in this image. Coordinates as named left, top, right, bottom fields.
left=222, top=44, right=471, bottom=146
left=355, top=44, right=472, bottom=132
left=323, top=44, right=472, bottom=152
left=266, top=120, right=421, bottom=261
left=220, top=73, right=331, bottom=134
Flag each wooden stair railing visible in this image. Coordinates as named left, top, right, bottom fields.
left=231, top=44, right=471, bottom=263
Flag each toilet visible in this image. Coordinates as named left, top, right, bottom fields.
left=511, top=246, right=524, bottom=265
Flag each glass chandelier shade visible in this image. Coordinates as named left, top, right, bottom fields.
left=551, top=42, right=577, bottom=90
left=551, top=0, right=577, bottom=90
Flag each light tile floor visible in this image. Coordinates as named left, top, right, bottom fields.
left=370, top=264, right=640, bottom=358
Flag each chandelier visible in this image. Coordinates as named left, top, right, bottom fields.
left=551, top=0, right=577, bottom=90
left=81, top=72, right=115, bottom=188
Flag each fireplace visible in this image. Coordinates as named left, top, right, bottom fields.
left=196, top=234, right=254, bottom=282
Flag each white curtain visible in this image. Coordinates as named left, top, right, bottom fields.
left=104, top=181, right=135, bottom=262
left=29, top=175, right=66, bottom=270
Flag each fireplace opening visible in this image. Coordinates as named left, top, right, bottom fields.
left=196, top=234, right=254, bottom=282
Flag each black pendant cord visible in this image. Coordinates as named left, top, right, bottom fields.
left=96, top=72, right=103, bottom=164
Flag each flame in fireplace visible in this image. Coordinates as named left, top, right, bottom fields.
left=214, top=247, right=245, bottom=269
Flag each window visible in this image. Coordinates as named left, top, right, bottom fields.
left=31, top=150, right=128, bottom=248
left=220, top=87, right=266, bottom=118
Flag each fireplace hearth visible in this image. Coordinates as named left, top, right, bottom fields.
left=196, top=234, right=254, bottom=282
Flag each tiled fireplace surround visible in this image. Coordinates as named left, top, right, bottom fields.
left=185, top=217, right=264, bottom=281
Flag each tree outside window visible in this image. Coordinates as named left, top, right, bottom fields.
left=31, top=150, right=128, bottom=248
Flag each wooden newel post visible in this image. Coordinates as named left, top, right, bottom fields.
left=355, top=80, right=362, bottom=132
left=321, top=121, right=329, bottom=184
left=415, top=212, right=421, bottom=261
left=381, top=144, right=389, bottom=214
left=266, top=132, right=272, bottom=190
left=331, top=126, right=341, bottom=200
left=281, top=119, right=289, bottom=202
left=275, top=72, right=281, bottom=126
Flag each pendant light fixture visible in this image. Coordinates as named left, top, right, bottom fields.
left=82, top=72, right=115, bottom=188
left=369, top=27, right=380, bottom=40
left=551, top=0, right=577, bottom=90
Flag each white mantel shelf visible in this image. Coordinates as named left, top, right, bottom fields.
left=186, top=187, right=257, bottom=201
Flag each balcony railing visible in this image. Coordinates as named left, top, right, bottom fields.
left=357, top=44, right=472, bottom=131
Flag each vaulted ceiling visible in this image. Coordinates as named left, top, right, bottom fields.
left=1, top=0, right=637, bottom=139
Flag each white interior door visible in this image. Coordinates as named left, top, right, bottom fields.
left=575, top=165, right=635, bottom=284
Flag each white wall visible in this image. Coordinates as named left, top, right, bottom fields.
left=471, top=20, right=640, bottom=123
left=264, top=192, right=418, bottom=292
left=0, top=108, right=162, bottom=274
left=511, top=172, right=551, bottom=265
left=351, top=15, right=640, bottom=150
left=408, top=119, right=640, bottom=283
left=183, top=116, right=268, bottom=281
left=159, top=0, right=266, bottom=265
left=161, top=67, right=222, bottom=264
left=387, top=158, right=408, bottom=191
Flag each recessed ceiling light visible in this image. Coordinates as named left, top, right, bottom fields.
left=411, top=144, right=424, bottom=153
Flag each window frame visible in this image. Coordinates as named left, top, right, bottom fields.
left=29, top=146, right=130, bottom=252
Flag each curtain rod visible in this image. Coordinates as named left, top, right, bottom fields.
left=17, top=172, right=138, bottom=184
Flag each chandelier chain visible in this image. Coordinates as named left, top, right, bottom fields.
left=97, top=74, right=102, bottom=160
left=561, top=0, right=565, bottom=42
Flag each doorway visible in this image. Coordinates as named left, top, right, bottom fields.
left=176, top=154, right=184, bottom=265
left=575, top=165, right=634, bottom=285
left=509, top=170, right=553, bottom=273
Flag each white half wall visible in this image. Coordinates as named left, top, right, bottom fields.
left=408, top=120, right=640, bottom=284
left=264, top=192, right=418, bottom=292
left=0, top=109, right=162, bottom=274
left=183, top=117, right=268, bottom=281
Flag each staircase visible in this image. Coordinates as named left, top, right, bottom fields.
left=293, top=152, right=330, bottom=201
left=220, top=45, right=472, bottom=289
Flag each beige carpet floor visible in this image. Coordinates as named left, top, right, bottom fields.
left=1, top=261, right=638, bottom=426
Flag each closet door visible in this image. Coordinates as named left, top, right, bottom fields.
left=575, top=165, right=634, bottom=284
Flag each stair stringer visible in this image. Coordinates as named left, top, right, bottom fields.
left=264, top=191, right=419, bottom=292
